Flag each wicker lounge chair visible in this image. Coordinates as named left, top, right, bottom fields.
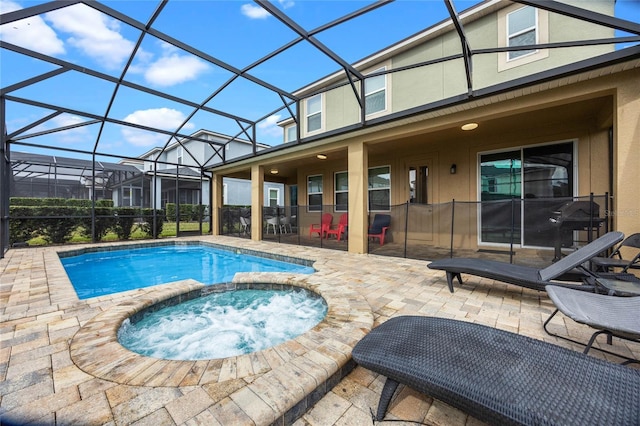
left=544, top=284, right=640, bottom=364
left=352, top=316, right=640, bottom=424
left=427, top=231, right=624, bottom=292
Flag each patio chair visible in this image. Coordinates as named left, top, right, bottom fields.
left=590, top=232, right=640, bottom=272
left=265, top=216, right=279, bottom=234
left=240, top=216, right=250, bottom=235
left=544, top=284, right=640, bottom=364
left=309, top=213, right=332, bottom=238
left=427, top=231, right=624, bottom=293
left=352, top=315, right=640, bottom=424
left=368, top=214, right=391, bottom=246
left=325, top=213, right=348, bottom=241
left=279, top=216, right=292, bottom=233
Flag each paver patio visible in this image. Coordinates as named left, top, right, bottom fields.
left=1, top=235, right=638, bottom=425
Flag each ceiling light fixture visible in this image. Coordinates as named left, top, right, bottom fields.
left=316, top=154, right=327, bottom=160
left=461, top=122, right=478, bottom=131
left=270, top=168, right=278, bottom=174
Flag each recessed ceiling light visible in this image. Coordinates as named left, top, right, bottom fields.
left=461, top=122, right=478, bottom=131
left=316, top=154, right=327, bottom=160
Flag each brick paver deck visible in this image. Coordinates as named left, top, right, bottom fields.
left=1, top=236, right=637, bottom=425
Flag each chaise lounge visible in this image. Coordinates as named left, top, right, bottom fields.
left=544, top=284, right=640, bottom=364
left=352, top=315, right=640, bottom=424
left=427, top=231, right=624, bottom=292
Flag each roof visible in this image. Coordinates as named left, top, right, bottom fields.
left=2, top=0, right=639, bottom=169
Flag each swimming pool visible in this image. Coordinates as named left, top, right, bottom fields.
left=60, top=244, right=315, bottom=299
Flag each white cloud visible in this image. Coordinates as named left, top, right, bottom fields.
left=240, top=0, right=294, bottom=19
left=257, top=114, right=282, bottom=138
left=44, top=3, right=134, bottom=69
left=144, top=49, right=209, bottom=86
left=51, top=114, right=92, bottom=143
left=278, top=0, right=295, bottom=10
left=240, top=4, right=270, bottom=19
left=29, top=114, right=92, bottom=143
left=0, top=1, right=65, bottom=55
left=121, top=108, right=195, bottom=147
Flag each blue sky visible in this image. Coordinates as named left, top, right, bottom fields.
left=1, top=0, right=639, bottom=162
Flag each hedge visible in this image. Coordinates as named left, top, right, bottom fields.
left=165, top=203, right=206, bottom=221
left=9, top=197, right=163, bottom=244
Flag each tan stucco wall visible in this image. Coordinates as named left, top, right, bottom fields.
left=210, top=64, right=638, bottom=254
left=299, top=1, right=616, bottom=136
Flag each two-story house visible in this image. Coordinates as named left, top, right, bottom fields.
left=207, top=0, right=640, bottom=256
left=113, top=129, right=285, bottom=210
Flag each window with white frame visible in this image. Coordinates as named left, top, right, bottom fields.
left=285, top=124, right=297, bottom=142
left=507, top=6, right=537, bottom=60
left=268, top=188, right=279, bottom=208
left=365, top=67, right=386, bottom=115
left=307, top=175, right=323, bottom=211
left=334, top=171, right=348, bottom=212
left=306, top=94, right=322, bottom=133
left=177, top=146, right=184, bottom=165
left=368, top=166, right=390, bottom=211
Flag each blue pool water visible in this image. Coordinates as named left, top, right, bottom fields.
left=118, top=288, right=327, bottom=360
left=60, top=245, right=314, bottom=299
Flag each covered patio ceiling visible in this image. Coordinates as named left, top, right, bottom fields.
left=1, top=0, right=640, bottom=173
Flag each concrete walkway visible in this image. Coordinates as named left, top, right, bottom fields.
left=1, top=236, right=638, bottom=425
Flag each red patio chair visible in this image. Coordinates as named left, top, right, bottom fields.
left=326, top=213, right=348, bottom=241
left=309, top=213, right=333, bottom=238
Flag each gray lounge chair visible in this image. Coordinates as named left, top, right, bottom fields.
left=544, top=284, right=640, bottom=364
left=590, top=232, right=640, bottom=272
left=352, top=316, right=640, bottom=424
left=427, top=231, right=624, bottom=292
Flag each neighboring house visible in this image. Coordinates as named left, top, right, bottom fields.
left=208, top=0, right=639, bottom=253
left=9, top=151, right=141, bottom=201
left=114, top=129, right=284, bottom=210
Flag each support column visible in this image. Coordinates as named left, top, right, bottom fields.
left=613, top=74, right=640, bottom=234
left=348, top=140, right=368, bottom=254
left=211, top=173, right=223, bottom=236
left=251, top=165, right=264, bottom=241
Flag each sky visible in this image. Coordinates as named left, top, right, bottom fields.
left=1, top=0, right=639, bottom=162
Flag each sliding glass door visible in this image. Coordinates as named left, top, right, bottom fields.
left=480, top=142, right=574, bottom=247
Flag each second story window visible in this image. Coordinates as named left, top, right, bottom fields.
left=307, top=174, right=323, bottom=211
left=507, top=6, right=537, bottom=60
left=177, top=146, right=184, bottom=165
left=306, top=94, right=322, bottom=133
left=365, top=67, right=386, bottom=115
left=285, top=124, right=297, bottom=143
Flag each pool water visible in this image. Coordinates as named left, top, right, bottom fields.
left=118, top=288, right=327, bottom=360
left=60, top=245, right=314, bottom=299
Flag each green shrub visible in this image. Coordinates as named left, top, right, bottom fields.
left=77, top=207, right=116, bottom=242
left=38, top=206, right=83, bottom=244
left=113, top=207, right=138, bottom=240
left=166, top=203, right=176, bottom=221
left=96, top=199, right=114, bottom=207
left=192, top=204, right=206, bottom=221
left=8, top=206, right=39, bottom=244
left=139, top=209, right=164, bottom=237
left=65, top=199, right=92, bottom=207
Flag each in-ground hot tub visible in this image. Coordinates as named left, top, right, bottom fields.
left=118, top=285, right=327, bottom=360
